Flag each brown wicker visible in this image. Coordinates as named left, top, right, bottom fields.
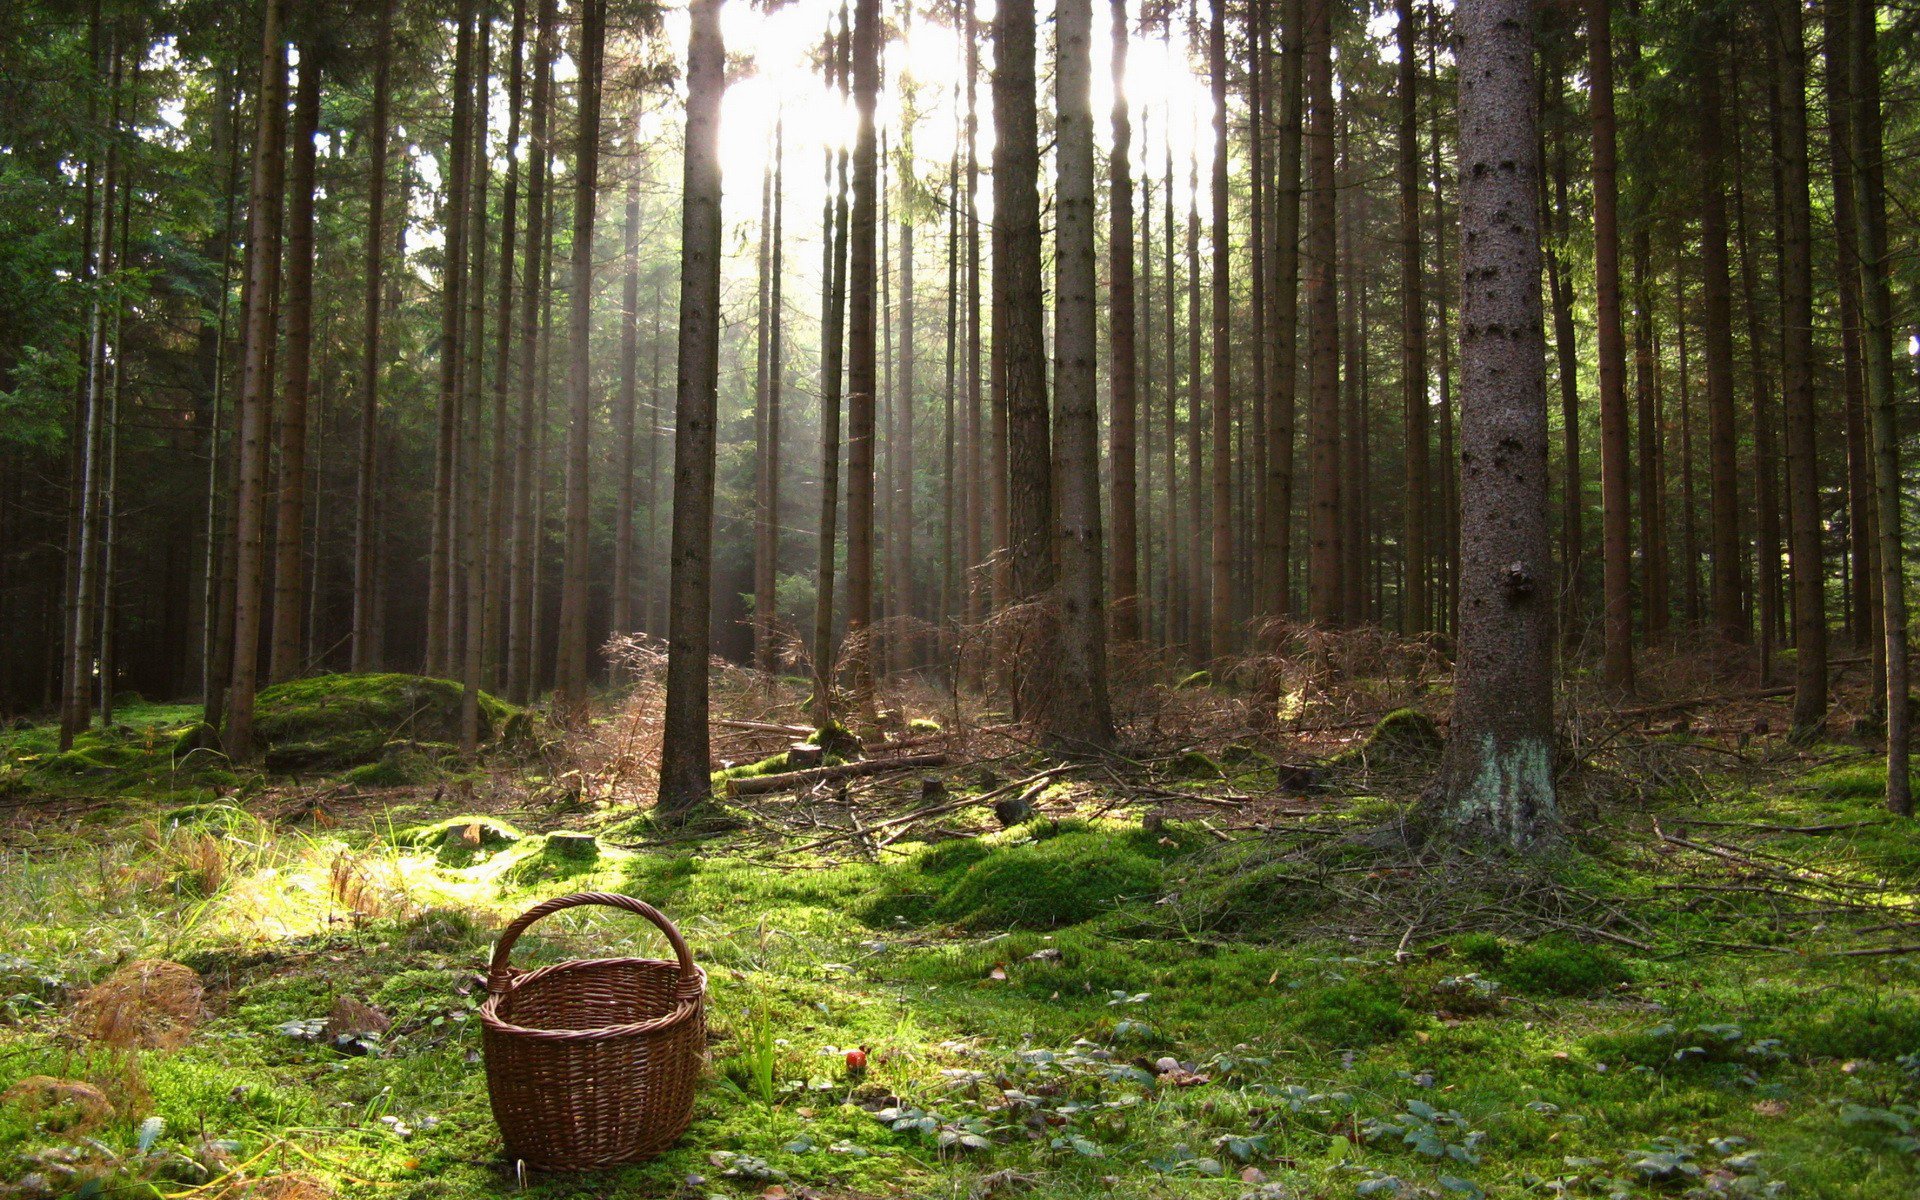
left=479, top=892, right=707, bottom=1169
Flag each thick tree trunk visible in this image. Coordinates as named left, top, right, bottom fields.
left=1545, top=78, right=1582, bottom=629
left=754, top=125, right=785, bottom=673
left=1586, top=0, right=1633, bottom=687
left=845, top=0, right=880, bottom=703
left=1431, top=0, right=1557, bottom=850
left=427, top=0, right=476, bottom=678
left=656, top=0, right=726, bottom=818
left=994, top=0, right=1056, bottom=715
left=1825, top=0, right=1874, bottom=654
left=894, top=141, right=916, bottom=667
left=1186, top=169, right=1206, bottom=655
left=1397, top=0, right=1429, bottom=635
left=1268, top=0, right=1302, bottom=617
left=1304, top=0, right=1340, bottom=625
left=459, top=16, right=494, bottom=751
left=616, top=159, right=643, bottom=646
left=506, top=0, right=555, bottom=702
left=1165, top=139, right=1183, bottom=649
left=1207, top=0, right=1232, bottom=658
left=554, top=0, right=605, bottom=711
left=1773, top=0, right=1827, bottom=739
left=1731, top=52, right=1782, bottom=681
left=1697, top=31, right=1743, bottom=643
left=1049, top=0, right=1116, bottom=750
left=222, top=3, right=288, bottom=759
left=1848, top=0, right=1909, bottom=815
left=351, top=0, right=395, bottom=673
left=269, top=48, right=320, bottom=684
left=811, top=20, right=852, bottom=724
left=485, top=0, right=527, bottom=690
left=1107, top=0, right=1139, bottom=643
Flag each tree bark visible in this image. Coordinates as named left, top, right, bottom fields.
left=269, top=45, right=320, bottom=684
left=1107, top=0, right=1140, bottom=643
left=1586, top=0, right=1633, bottom=687
left=1049, top=0, right=1116, bottom=750
left=1268, top=0, right=1302, bottom=617
left=845, top=0, right=880, bottom=703
left=1847, top=0, right=1909, bottom=815
left=1773, top=0, right=1827, bottom=739
left=1207, top=0, right=1232, bottom=657
left=656, top=0, right=727, bottom=818
left=554, top=0, right=605, bottom=711
left=1431, top=0, right=1557, bottom=850
left=222, top=2, right=287, bottom=759
left=1397, top=0, right=1429, bottom=635
left=754, top=123, right=785, bottom=673
left=427, top=0, right=477, bottom=678
left=351, top=0, right=395, bottom=673
left=1696, top=28, right=1743, bottom=643
left=811, top=18, right=852, bottom=724
left=994, top=0, right=1056, bottom=714
left=616, top=158, right=644, bottom=646
left=1304, top=0, right=1340, bottom=625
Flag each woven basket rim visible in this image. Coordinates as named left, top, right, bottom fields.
left=479, top=956, right=707, bottom=1042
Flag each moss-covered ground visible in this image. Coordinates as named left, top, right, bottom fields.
left=1, top=688, right=1918, bottom=1200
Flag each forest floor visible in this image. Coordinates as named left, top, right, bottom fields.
left=2, top=641, right=1919, bottom=1200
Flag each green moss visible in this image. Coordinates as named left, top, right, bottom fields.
left=868, top=825, right=1168, bottom=930
left=1284, top=980, right=1415, bottom=1047
left=1168, top=749, right=1222, bottom=780
left=1498, top=935, right=1630, bottom=996
left=395, top=815, right=524, bottom=867
left=251, top=673, right=519, bottom=770
left=907, top=717, right=943, bottom=734
left=1175, top=669, right=1212, bottom=690
left=1454, top=932, right=1507, bottom=971
left=714, top=750, right=792, bottom=782
left=500, top=832, right=605, bottom=886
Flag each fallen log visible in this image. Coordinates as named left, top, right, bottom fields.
left=775, top=763, right=1081, bottom=857
left=726, top=753, right=949, bottom=796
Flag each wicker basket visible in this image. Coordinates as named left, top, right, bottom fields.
left=479, top=892, right=707, bottom=1169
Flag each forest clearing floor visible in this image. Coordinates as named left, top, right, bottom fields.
left=2, top=645, right=1919, bottom=1199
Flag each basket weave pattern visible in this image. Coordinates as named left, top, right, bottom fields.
left=479, top=892, right=707, bottom=1169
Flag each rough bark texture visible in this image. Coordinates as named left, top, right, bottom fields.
left=1207, top=0, right=1232, bottom=658
left=993, top=0, right=1056, bottom=714
left=1696, top=30, right=1743, bottom=643
left=1847, top=0, right=1910, bottom=815
left=1049, top=0, right=1115, bottom=751
left=1431, top=0, right=1558, bottom=850
left=1773, top=0, right=1827, bottom=739
left=1586, top=0, right=1633, bottom=688
left=1397, top=0, right=1429, bottom=634
left=269, top=49, right=320, bottom=685
left=1107, top=0, right=1139, bottom=643
left=1267, top=0, right=1303, bottom=616
left=222, top=2, right=287, bottom=760
left=1304, top=0, right=1340, bottom=625
left=656, top=0, right=726, bottom=818
left=351, top=0, right=394, bottom=673
left=845, top=0, right=880, bottom=702
left=555, top=0, right=604, bottom=711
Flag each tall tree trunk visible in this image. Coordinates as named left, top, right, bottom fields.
left=1430, top=16, right=1458, bottom=636
left=656, top=0, right=727, bottom=818
left=1397, top=0, right=1430, bottom=634
left=1697, top=27, right=1743, bottom=643
left=1304, top=0, right=1340, bottom=625
left=1732, top=52, right=1782, bottom=681
left=554, top=0, right=605, bottom=711
left=1248, top=0, right=1268, bottom=619
left=845, top=0, right=880, bottom=703
left=1165, top=136, right=1184, bottom=649
left=63, top=32, right=120, bottom=749
left=428, top=0, right=477, bottom=677
left=1677, top=282, right=1700, bottom=626
left=1825, top=0, right=1874, bottom=653
left=1431, top=0, right=1557, bottom=849
left=1049, top=0, right=1116, bottom=749
left=222, top=3, right=287, bottom=759
left=615, top=154, right=643, bottom=647
left=506, top=0, right=555, bottom=701
left=755, top=123, right=785, bottom=673
left=459, top=14, right=493, bottom=750
left=1586, top=0, right=1633, bottom=687
left=1848, top=0, right=1909, bottom=815
left=962, top=9, right=984, bottom=641
left=1107, top=0, right=1140, bottom=642
left=351, top=0, right=395, bottom=672
left=811, top=16, right=852, bottom=723
left=1268, top=0, right=1302, bottom=616
left=485, top=0, right=527, bottom=688
left=994, top=0, right=1056, bottom=714
left=1773, top=0, right=1826, bottom=739
left=894, top=137, right=916, bottom=668
left=269, top=45, right=320, bottom=684
left=1207, top=0, right=1232, bottom=657
left=1186, top=161, right=1206, bottom=655
left=1546, top=74, right=1582, bottom=629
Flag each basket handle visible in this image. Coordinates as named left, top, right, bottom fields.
left=486, top=891, right=698, bottom=996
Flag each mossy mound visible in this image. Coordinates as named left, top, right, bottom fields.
left=1335, top=707, right=1444, bottom=771
left=1496, top=934, right=1630, bottom=996
left=501, top=832, right=604, bottom=886
left=252, top=673, right=517, bottom=770
left=395, top=816, right=524, bottom=868
left=865, top=821, right=1192, bottom=930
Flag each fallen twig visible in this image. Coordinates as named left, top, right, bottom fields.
left=726, top=753, right=948, bottom=796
